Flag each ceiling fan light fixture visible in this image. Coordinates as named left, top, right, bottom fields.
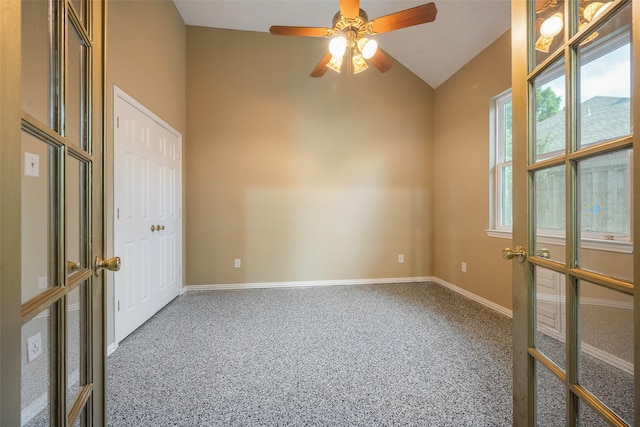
left=327, top=55, right=343, bottom=73
left=539, top=12, right=563, bottom=37
left=535, top=35, right=554, bottom=53
left=329, top=36, right=347, bottom=57
left=357, top=38, right=378, bottom=59
left=583, top=1, right=611, bottom=22
left=352, top=53, right=368, bottom=74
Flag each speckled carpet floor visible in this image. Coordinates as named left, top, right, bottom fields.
left=107, top=282, right=513, bottom=426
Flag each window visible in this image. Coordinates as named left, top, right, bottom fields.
left=490, top=90, right=512, bottom=233
left=488, top=31, right=632, bottom=252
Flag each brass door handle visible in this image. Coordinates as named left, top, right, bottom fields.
left=159, top=225, right=165, bottom=230
left=536, top=248, right=551, bottom=259
left=502, top=246, right=527, bottom=263
left=94, top=256, right=121, bottom=276
left=151, top=225, right=156, bottom=232
left=67, top=261, right=81, bottom=273
left=151, top=225, right=164, bottom=232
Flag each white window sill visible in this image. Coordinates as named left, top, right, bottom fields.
left=485, top=229, right=633, bottom=254
left=485, top=229, right=512, bottom=240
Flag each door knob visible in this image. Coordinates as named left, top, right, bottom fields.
left=536, top=248, right=551, bottom=259
left=67, top=261, right=81, bottom=273
left=94, top=256, right=121, bottom=276
left=502, top=246, right=527, bottom=263
left=151, top=225, right=156, bottom=232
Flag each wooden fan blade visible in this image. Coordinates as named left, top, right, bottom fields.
left=310, top=52, right=333, bottom=78
left=269, top=26, right=331, bottom=37
left=368, top=49, right=393, bottom=73
left=340, top=0, right=360, bottom=19
left=369, top=3, right=437, bottom=34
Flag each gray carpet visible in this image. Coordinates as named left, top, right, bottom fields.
left=107, top=282, right=514, bottom=426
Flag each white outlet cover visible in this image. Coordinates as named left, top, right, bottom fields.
left=27, top=333, right=43, bottom=362
left=398, top=254, right=405, bottom=264
left=234, top=258, right=241, bottom=268
left=24, top=152, right=40, bottom=177
left=38, top=276, right=48, bottom=290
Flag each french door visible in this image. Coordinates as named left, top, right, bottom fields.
left=1, top=0, right=114, bottom=425
left=511, top=0, right=638, bottom=425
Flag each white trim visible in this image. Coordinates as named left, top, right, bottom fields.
left=485, top=229, right=513, bottom=240
left=107, top=341, right=118, bottom=357
left=184, top=277, right=515, bottom=319
left=21, top=393, right=47, bottom=426
left=537, top=294, right=633, bottom=310
left=113, top=86, right=181, bottom=137
left=179, top=286, right=188, bottom=296
left=581, top=342, right=634, bottom=375
left=430, top=277, right=513, bottom=318
left=539, top=325, right=633, bottom=376
left=185, top=277, right=434, bottom=292
left=485, top=229, right=633, bottom=254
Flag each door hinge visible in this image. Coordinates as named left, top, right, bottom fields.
left=117, top=208, right=120, bottom=220
left=117, top=300, right=120, bottom=312
left=116, top=116, right=120, bottom=129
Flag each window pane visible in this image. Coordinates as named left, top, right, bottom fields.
left=536, top=359, right=566, bottom=426
left=503, top=100, right=513, bottom=162
left=535, top=266, right=566, bottom=371
left=533, top=0, right=565, bottom=68
left=500, top=165, right=512, bottom=228
left=535, top=165, right=566, bottom=264
left=579, top=281, right=634, bottom=424
left=22, top=131, right=60, bottom=303
left=22, top=0, right=52, bottom=125
left=534, top=60, right=566, bottom=161
left=67, top=154, right=89, bottom=275
left=579, top=400, right=610, bottom=426
left=577, top=149, right=632, bottom=281
left=22, top=307, right=54, bottom=426
left=67, top=284, right=87, bottom=411
left=67, top=20, right=87, bottom=150
left=578, top=4, right=631, bottom=148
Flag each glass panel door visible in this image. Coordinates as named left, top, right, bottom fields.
left=1, top=0, right=106, bottom=425
left=512, top=0, right=637, bottom=425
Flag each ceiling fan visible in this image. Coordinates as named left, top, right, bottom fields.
left=269, top=0, right=437, bottom=77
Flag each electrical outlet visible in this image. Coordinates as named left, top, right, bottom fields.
left=37, top=276, right=48, bottom=290
left=234, top=258, right=241, bottom=269
left=398, top=254, right=405, bottom=264
left=461, top=262, right=467, bottom=273
left=27, top=333, right=42, bottom=362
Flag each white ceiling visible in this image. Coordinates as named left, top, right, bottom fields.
left=172, top=0, right=511, bottom=88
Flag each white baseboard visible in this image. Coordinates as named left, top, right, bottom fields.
left=184, top=276, right=513, bottom=319
left=107, top=341, right=118, bottom=356
left=430, top=277, right=513, bottom=318
left=185, top=276, right=434, bottom=292
left=21, top=393, right=47, bottom=427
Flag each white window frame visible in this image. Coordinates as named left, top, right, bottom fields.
left=488, top=89, right=512, bottom=238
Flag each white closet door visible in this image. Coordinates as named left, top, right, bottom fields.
left=114, top=89, right=182, bottom=343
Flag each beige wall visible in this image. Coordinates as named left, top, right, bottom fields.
left=106, top=0, right=186, bottom=344
left=186, top=27, right=434, bottom=285
left=433, top=31, right=513, bottom=310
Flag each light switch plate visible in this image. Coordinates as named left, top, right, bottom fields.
left=38, top=276, right=48, bottom=290
left=24, top=152, right=40, bottom=177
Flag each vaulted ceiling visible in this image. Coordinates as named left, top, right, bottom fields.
left=173, top=0, right=511, bottom=88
